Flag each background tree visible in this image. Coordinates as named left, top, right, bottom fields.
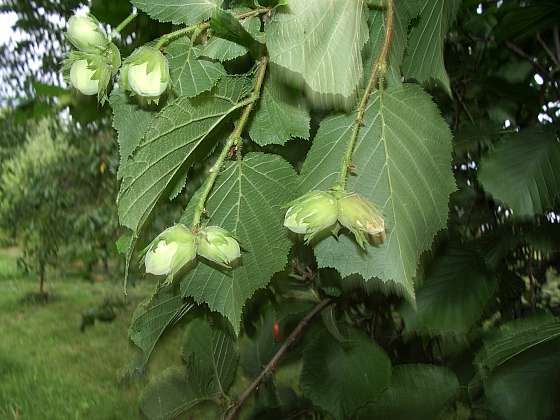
left=0, top=119, right=78, bottom=296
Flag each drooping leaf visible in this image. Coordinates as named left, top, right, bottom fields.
left=495, top=2, right=560, bottom=41
left=300, top=84, right=455, bottom=301
left=476, top=314, right=560, bottom=373
left=400, top=246, right=496, bottom=335
left=131, top=0, right=223, bottom=26
left=210, top=8, right=264, bottom=58
left=402, top=0, right=462, bottom=94
left=476, top=315, right=560, bottom=420
left=248, top=70, right=310, bottom=146
left=300, top=329, right=391, bottom=420
left=478, top=127, right=560, bottom=218
left=266, top=0, right=369, bottom=106
left=201, top=14, right=261, bottom=62
left=139, top=367, right=212, bottom=420
left=117, top=76, right=252, bottom=233
left=109, top=88, right=155, bottom=172
left=357, top=364, right=460, bottom=420
left=179, top=153, right=298, bottom=333
left=181, top=318, right=239, bottom=398
left=166, top=37, right=225, bottom=98
left=129, top=285, right=193, bottom=366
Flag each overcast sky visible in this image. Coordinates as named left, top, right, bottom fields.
left=0, top=13, right=18, bottom=45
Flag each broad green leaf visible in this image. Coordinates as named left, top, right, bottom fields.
left=109, top=89, right=155, bottom=172
left=248, top=71, right=310, bottom=146
left=179, top=153, right=298, bottom=333
left=201, top=15, right=261, bottom=62
left=300, top=84, right=455, bottom=301
left=129, top=285, right=193, bottom=366
left=266, top=0, right=369, bottom=106
left=402, top=0, right=461, bottom=94
left=166, top=37, right=225, bottom=98
left=476, top=315, right=560, bottom=373
left=495, top=2, right=560, bottom=41
left=400, top=246, right=496, bottom=335
left=210, top=8, right=264, bottom=58
left=357, top=364, right=460, bottom=420
left=478, top=127, right=560, bottom=217
left=131, top=0, right=223, bottom=26
left=140, top=367, right=212, bottom=420
left=300, top=329, right=391, bottom=420
left=181, top=318, right=238, bottom=398
left=476, top=315, right=560, bottom=420
left=117, top=76, right=252, bottom=233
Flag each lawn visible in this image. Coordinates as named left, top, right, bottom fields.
left=0, top=248, right=180, bottom=420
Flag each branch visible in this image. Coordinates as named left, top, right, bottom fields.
left=504, top=41, right=548, bottom=76
left=537, top=33, right=560, bottom=67
left=191, top=56, right=269, bottom=227
left=155, top=7, right=271, bottom=49
left=554, top=26, right=560, bottom=64
left=224, top=298, right=333, bottom=420
left=111, top=11, right=138, bottom=39
left=336, top=0, right=394, bottom=189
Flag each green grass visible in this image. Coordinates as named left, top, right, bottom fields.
left=0, top=249, right=181, bottom=420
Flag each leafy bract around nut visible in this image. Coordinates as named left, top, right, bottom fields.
left=66, top=15, right=108, bottom=53
left=284, top=190, right=338, bottom=242
left=144, top=224, right=197, bottom=278
left=70, top=59, right=100, bottom=96
left=197, top=226, right=241, bottom=268
left=122, top=46, right=170, bottom=103
left=63, top=44, right=121, bottom=103
left=337, top=192, right=385, bottom=249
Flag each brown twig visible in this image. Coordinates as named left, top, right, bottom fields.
left=224, top=299, right=333, bottom=420
left=505, top=41, right=548, bottom=75
left=537, top=33, right=560, bottom=67
left=554, top=26, right=560, bottom=63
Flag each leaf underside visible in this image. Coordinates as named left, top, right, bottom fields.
left=267, top=0, right=369, bottom=107
left=300, top=84, right=455, bottom=301
left=117, top=76, right=252, bottom=234
left=167, top=37, right=225, bottom=98
left=402, top=0, right=462, bottom=94
left=248, top=69, right=311, bottom=146
left=179, top=153, right=298, bottom=333
left=131, top=0, right=223, bottom=26
left=478, top=127, right=560, bottom=217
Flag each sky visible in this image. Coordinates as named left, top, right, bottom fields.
left=0, top=12, right=18, bottom=45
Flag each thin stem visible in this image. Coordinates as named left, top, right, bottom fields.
left=224, top=299, right=333, bottom=420
left=336, top=0, right=394, bottom=189
left=156, top=23, right=207, bottom=48
left=537, top=33, right=560, bottom=67
left=505, top=41, right=547, bottom=75
left=554, top=26, right=560, bottom=63
left=155, top=7, right=272, bottom=49
left=191, top=56, right=269, bottom=227
left=111, top=11, right=138, bottom=38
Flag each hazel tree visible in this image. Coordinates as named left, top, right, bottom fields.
left=60, top=1, right=560, bottom=419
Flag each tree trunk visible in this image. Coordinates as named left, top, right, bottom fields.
left=39, top=261, right=47, bottom=297
left=103, top=247, right=109, bottom=273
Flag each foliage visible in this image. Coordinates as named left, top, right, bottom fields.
left=0, top=120, right=78, bottom=292
left=16, top=0, right=560, bottom=418
left=0, top=118, right=120, bottom=290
